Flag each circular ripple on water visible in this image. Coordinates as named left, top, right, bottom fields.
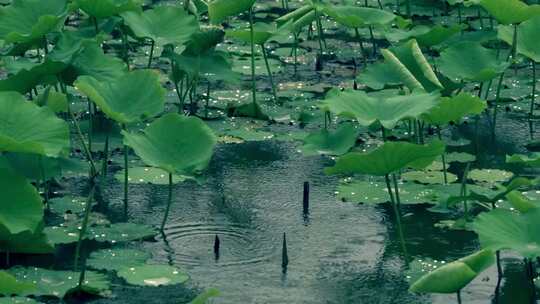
left=160, top=222, right=277, bottom=267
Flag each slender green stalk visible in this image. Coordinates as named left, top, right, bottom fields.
left=314, top=9, right=325, bottom=56
left=392, top=174, right=401, bottom=206
left=249, top=7, right=257, bottom=106
left=147, top=39, right=155, bottom=69
left=101, top=132, right=109, bottom=178
left=122, top=124, right=129, bottom=220
left=354, top=28, right=368, bottom=68
left=261, top=44, right=278, bottom=102
left=205, top=81, right=210, bottom=119
left=87, top=100, right=93, bottom=154
left=92, top=17, right=98, bottom=35
left=160, top=173, right=173, bottom=232
left=385, top=174, right=408, bottom=258
left=457, top=290, right=462, bottom=304
left=530, top=60, right=536, bottom=118
left=74, top=185, right=96, bottom=272
left=460, top=163, right=471, bottom=220
left=293, top=32, right=299, bottom=76
left=405, top=0, right=411, bottom=18
left=436, top=126, right=448, bottom=184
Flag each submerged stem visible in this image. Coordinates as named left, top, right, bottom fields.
left=437, top=127, right=448, bottom=184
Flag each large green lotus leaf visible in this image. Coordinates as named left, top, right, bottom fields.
left=473, top=208, right=540, bottom=258
left=9, top=267, right=109, bottom=298
left=75, top=0, right=142, bottom=19
left=117, top=265, right=189, bottom=287
left=121, top=6, right=198, bottom=46
left=384, top=26, right=431, bottom=43
left=226, top=22, right=275, bottom=45
left=115, top=166, right=192, bottom=185
left=0, top=169, right=43, bottom=236
left=87, top=248, right=151, bottom=272
left=498, top=17, right=540, bottom=63
left=166, top=49, right=240, bottom=84
left=48, top=196, right=86, bottom=215
left=0, top=92, right=69, bottom=157
left=0, top=298, right=40, bottom=304
left=438, top=41, right=509, bottom=82
left=0, top=60, right=66, bottom=94
left=507, top=153, right=540, bottom=167
left=0, top=0, right=67, bottom=44
left=1, top=229, right=53, bottom=254
left=122, top=113, right=217, bottom=175
left=402, top=170, right=458, bottom=184
left=183, top=27, right=225, bottom=55
left=322, top=5, right=395, bottom=28
left=415, top=24, right=466, bottom=47
left=0, top=153, right=62, bottom=181
left=66, top=42, right=127, bottom=83
left=469, top=169, right=513, bottom=184
left=301, top=123, right=359, bottom=156
left=325, top=140, right=446, bottom=176
left=320, top=89, right=440, bottom=129
left=337, top=179, right=438, bottom=204
left=75, top=70, right=165, bottom=124
left=505, top=191, right=538, bottom=213
left=208, top=0, right=256, bottom=24
left=0, top=271, right=36, bottom=296
left=45, top=221, right=157, bottom=245
left=422, top=93, right=487, bottom=126
left=382, top=39, right=443, bottom=92
left=409, top=249, right=494, bottom=293
left=356, top=61, right=402, bottom=90
left=469, top=0, right=540, bottom=25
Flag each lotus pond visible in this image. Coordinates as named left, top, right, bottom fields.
left=2, top=0, right=540, bottom=303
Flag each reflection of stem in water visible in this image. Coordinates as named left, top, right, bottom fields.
left=161, top=173, right=174, bottom=232
left=160, top=231, right=175, bottom=266
left=436, top=127, right=448, bottom=185
left=385, top=174, right=408, bottom=259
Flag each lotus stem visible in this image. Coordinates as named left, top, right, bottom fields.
left=92, top=17, right=98, bottom=35
left=530, top=61, right=536, bottom=118
left=101, top=132, right=109, bottom=178
left=405, top=0, right=411, bottom=18
left=293, top=32, right=298, bottom=76
left=121, top=23, right=130, bottom=68
left=496, top=250, right=503, bottom=281
left=147, top=39, right=155, bottom=69
left=457, top=5, right=462, bottom=24
left=68, top=103, right=98, bottom=175
left=87, top=100, right=93, bottom=154
left=261, top=44, right=278, bottom=102
left=457, top=290, right=462, bottom=304
left=354, top=28, right=368, bottom=68
left=74, top=184, right=96, bottom=275
left=368, top=26, right=376, bottom=56
left=160, top=173, right=173, bottom=232
left=205, top=81, right=210, bottom=119
left=314, top=8, right=325, bottom=56
left=526, top=258, right=536, bottom=300
left=392, top=174, right=401, bottom=206
left=123, top=126, right=129, bottom=220
left=249, top=7, right=257, bottom=106
left=436, top=126, right=448, bottom=184
left=460, top=163, right=471, bottom=220
left=385, top=174, right=408, bottom=258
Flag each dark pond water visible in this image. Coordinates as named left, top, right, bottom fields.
left=84, top=110, right=540, bottom=304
